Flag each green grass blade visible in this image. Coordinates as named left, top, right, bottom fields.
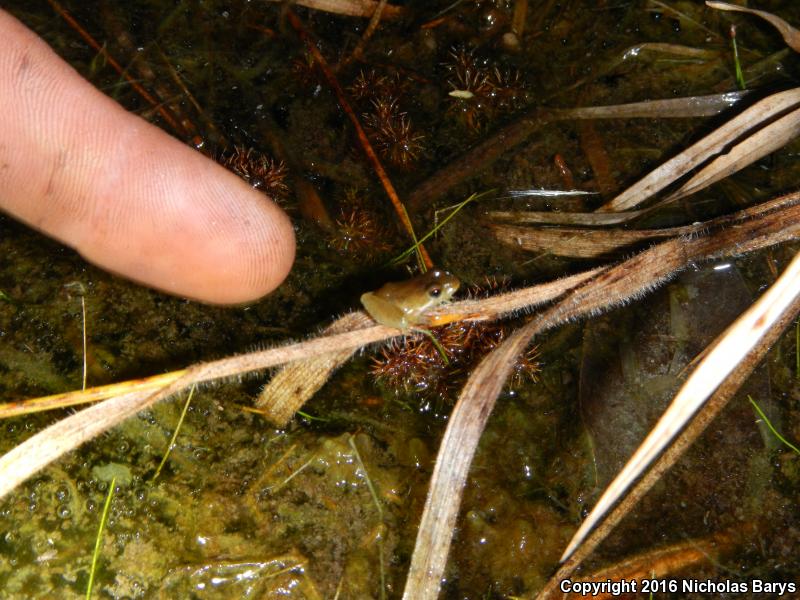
left=390, top=189, right=496, bottom=265
left=152, top=384, right=196, bottom=481
left=749, top=395, right=800, bottom=455
left=730, top=26, right=747, bottom=90
left=86, top=476, right=116, bottom=599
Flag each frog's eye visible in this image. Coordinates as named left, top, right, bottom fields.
left=428, top=286, right=442, bottom=298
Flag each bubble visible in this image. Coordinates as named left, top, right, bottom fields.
left=54, top=484, right=70, bottom=502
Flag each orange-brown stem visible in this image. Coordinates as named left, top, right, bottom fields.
left=284, top=8, right=433, bottom=269
left=47, top=0, right=188, bottom=140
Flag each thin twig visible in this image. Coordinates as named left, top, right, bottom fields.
left=47, top=0, right=186, bottom=137
left=284, top=9, right=433, bottom=269
left=338, top=0, right=389, bottom=69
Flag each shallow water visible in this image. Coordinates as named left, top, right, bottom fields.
left=1, top=1, right=800, bottom=597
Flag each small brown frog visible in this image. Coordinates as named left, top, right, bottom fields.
left=360, top=269, right=460, bottom=330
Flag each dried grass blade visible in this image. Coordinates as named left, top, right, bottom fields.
left=4, top=201, right=800, bottom=510
left=0, top=267, right=609, bottom=500
left=401, top=326, right=534, bottom=600
left=707, top=1, right=800, bottom=52
left=598, top=88, right=800, bottom=212
left=666, top=105, right=800, bottom=201
left=490, top=186, right=800, bottom=257
left=408, top=92, right=745, bottom=210
left=0, top=371, right=186, bottom=418
left=560, top=249, right=800, bottom=562
left=490, top=223, right=690, bottom=258
left=558, top=91, right=746, bottom=120
left=253, top=270, right=608, bottom=425
left=488, top=209, right=648, bottom=226
left=0, top=270, right=603, bottom=421
left=424, top=269, right=605, bottom=326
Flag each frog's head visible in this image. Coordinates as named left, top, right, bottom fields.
left=422, top=269, right=460, bottom=304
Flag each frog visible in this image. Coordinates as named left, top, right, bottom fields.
left=360, top=269, right=460, bottom=330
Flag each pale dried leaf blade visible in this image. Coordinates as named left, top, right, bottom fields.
left=257, top=352, right=356, bottom=425
left=0, top=271, right=614, bottom=502
left=255, top=312, right=372, bottom=426
left=0, top=325, right=397, bottom=501
left=564, top=91, right=746, bottom=120
left=667, top=106, right=800, bottom=202
left=599, top=88, right=800, bottom=212
left=402, top=327, right=533, bottom=600
left=560, top=250, right=800, bottom=562
left=490, top=223, right=681, bottom=258
left=706, top=1, right=800, bottom=52
left=489, top=209, right=648, bottom=226
left=535, top=291, right=800, bottom=600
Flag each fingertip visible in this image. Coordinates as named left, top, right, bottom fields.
left=209, top=184, right=297, bottom=305
left=0, top=8, right=296, bottom=305
left=79, top=135, right=298, bottom=305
